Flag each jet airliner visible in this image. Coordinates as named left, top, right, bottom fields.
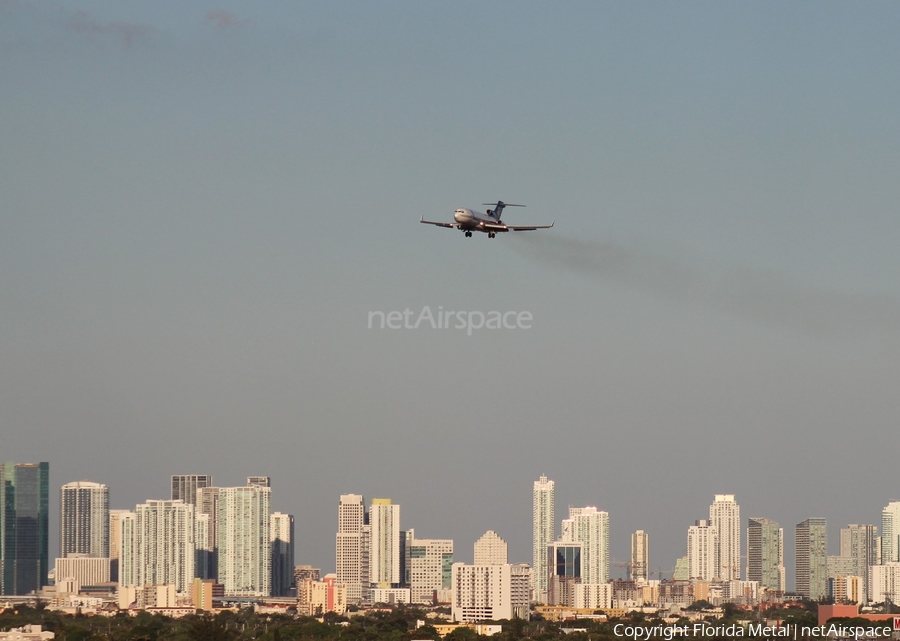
left=420, top=201, right=554, bottom=238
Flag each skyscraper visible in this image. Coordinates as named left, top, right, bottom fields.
left=747, top=517, right=784, bottom=591
left=407, top=534, right=453, bottom=604
left=247, top=477, right=271, bottom=488
left=217, top=485, right=271, bottom=597
left=108, top=509, right=130, bottom=582
left=631, top=530, right=649, bottom=582
left=841, top=524, right=877, bottom=602
left=688, top=519, right=719, bottom=581
left=336, top=494, right=366, bottom=604
left=195, top=487, right=219, bottom=580
left=170, top=475, right=212, bottom=507
left=532, top=475, right=555, bottom=604
left=60, top=481, right=109, bottom=559
left=567, top=506, right=609, bottom=585
left=796, top=518, right=827, bottom=600
left=271, top=512, right=295, bottom=597
left=121, top=499, right=195, bottom=593
left=1, top=462, right=49, bottom=595
left=710, top=494, right=741, bottom=580
left=474, top=530, right=508, bottom=566
left=369, top=498, right=400, bottom=587
left=881, top=503, right=900, bottom=565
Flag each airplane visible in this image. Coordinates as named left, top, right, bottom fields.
left=420, top=201, right=554, bottom=238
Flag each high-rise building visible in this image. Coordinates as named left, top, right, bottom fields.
left=547, top=540, right=582, bottom=606
left=117, top=511, right=137, bottom=588
left=407, top=534, right=453, bottom=604
left=747, top=517, right=784, bottom=591
left=796, top=518, right=827, bottom=600
left=673, top=555, right=690, bottom=581
left=271, top=512, right=295, bottom=597
left=474, top=530, right=508, bottom=566
left=369, top=498, right=400, bottom=587
left=247, top=477, right=271, bottom=488
left=869, top=563, right=900, bottom=605
left=217, top=485, right=271, bottom=597
left=194, top=487, right=219, bottom=580
left=631, top=530, right=649, bottom=582
left=336, top=494, right=365, bottom=604
left=120, top=499, right=195, bottom=593
left=109, top=509, right=130, bottom=582
left=451, top=563, right=531, bottom=622
left=841, top=524, right=877, bottom=602
left=1, top=462, right=50, bottom=595
left=532, top=475, right=555, bottom=604
left=881, top=503, right=900, bottom=565
left=170, top=475, right=212, bottom=507
left=194, top=512, right=213, bottom=580
left=567, top=506, right=609, bottom=585
left=60, top=481, right=109, bottom=559
left=360, top=523, right=372, bottom=603
left=687, top=519, right=719, bottom=581
left=710, top=494, right=741, bottom=580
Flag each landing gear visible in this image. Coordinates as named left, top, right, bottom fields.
left=464, top=231, right=472, bottom=237
left=488, top=232, right=496, bottom=239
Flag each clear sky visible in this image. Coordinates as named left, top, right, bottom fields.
left=3, top=1, right=900, bottom=587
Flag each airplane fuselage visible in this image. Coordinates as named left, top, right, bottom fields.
left=453, top=208, right=502, bottom=232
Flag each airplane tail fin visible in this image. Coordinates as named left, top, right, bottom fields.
left=482, top=200, right=524, bottom=220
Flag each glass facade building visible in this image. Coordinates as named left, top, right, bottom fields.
left=1, top=462, right=50, bottom=595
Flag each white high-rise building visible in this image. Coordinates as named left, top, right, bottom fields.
left=841, top=524, right=877, bottom=602
left=869, top=563, right=900, bottom=605
left=217, top=485, right=271, bottom=597
left=407, top=535, right=453, bottom=604
left=271, top=512, right=295, bottom=597
left=881, top=503, right=900, bottom=565
left=109, top=508, right=129, bottom=582
left=568, top=506, right=609, bottom=585
left=369, top=498, right=400, bottom=587
left=474, top=530, right=508, bottom=566
left=532, top=475, right=555, bottom=604
left=117, top=511, right=137, bottom=587
left=170, top=475, right=212, bottom=507
left=451, top=563, right=530, bottom=622
left=631, top=530, right=649, bottom=582
left=710, top=494, right=741, bottom=580
left=336, top=494, right=366, bottom=604
left=688, top=519, right=719, bottom=581
left=120, top=500, right=195, bottom=593
left=60, top=481, right=110, bottom=559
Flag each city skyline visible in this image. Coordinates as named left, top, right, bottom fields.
left=3, top=1, right=900, bottom=603
left=14, top=466, right=896, bottom=594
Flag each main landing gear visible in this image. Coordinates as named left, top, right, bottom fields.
left=488, top=232, right=496, bottom=238
left=464, top=231, right=472, bottom=237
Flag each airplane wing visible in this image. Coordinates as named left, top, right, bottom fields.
left=420, top=216, right=455, bottom=229
left=506, top=221, right=555, bottom=231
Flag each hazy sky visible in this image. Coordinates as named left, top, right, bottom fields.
left=3, top=1, right=900, bottom=588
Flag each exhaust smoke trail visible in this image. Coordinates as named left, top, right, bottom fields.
left=509, top=233, right=900, bottom=336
